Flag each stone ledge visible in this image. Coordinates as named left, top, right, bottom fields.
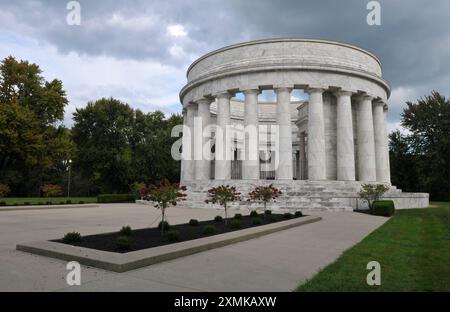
left=0, top=204, right=99, bottom=212
left=16, top=215, right=321, bottom=273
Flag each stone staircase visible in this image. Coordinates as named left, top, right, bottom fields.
left=179, top=180, right=402, bottom=212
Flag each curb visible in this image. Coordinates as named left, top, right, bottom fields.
left=17, top=215, right=322, bottom=272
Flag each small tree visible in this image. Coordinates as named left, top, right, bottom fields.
left=205, top=185, right=240, bottom=225
left=0, top=183, right=11, bottom=198
left=145, top=179, right=187, bottom=236
left=40, top=184, right=63, bottom=197
left=358, top=184, right=390, bottom=211
left=247, top=184, right=282, bottom=218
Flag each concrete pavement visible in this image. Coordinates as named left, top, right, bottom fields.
left=0, top=203, right=387, bottom=291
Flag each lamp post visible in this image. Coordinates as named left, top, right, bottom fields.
left=63, top=159, right=72, bottom=198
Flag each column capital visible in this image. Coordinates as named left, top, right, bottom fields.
left=273, top=86, right=293, bottom=93
left=186, top=102, right=198, bottom=110
left=373, top=99, right=386, bottom=106
left=196, top=97, right=214, bottom=106
left=214, top=91, right=234, bottom=100
left=243, top=88, right=261, bottom=95
left=306, top=87, right=325, bottom=94
left=333, top=89, right=355, bottom=97
left=355, top=93, right=375, bottom=101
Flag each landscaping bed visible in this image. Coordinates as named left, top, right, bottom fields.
left=55, top=212, right=304, bottom=253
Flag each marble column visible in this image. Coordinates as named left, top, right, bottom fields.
left=383, top=107, right=391, bottom=183
left=274, top=87, right=293, bottom=180
left=335, top=90, right=356, bottom=181
left=299, top=132, right=306, bottom=180
left=242, top=89, right=260, bottom=180
left=356, top=95, right=377, bottom=181
left=194, top=98, right=212, bottom=180
left=307, top=88, right=326, bottom=180
left=214, top=92, right=232, bottom=180
left=182, top=103, right=196, bottom=181
left=373, top=100, right=390, bottom=183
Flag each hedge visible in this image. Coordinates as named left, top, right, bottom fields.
left=97, top=194, right=136, bottom=203
left=372, top=200, right=395, bottom=217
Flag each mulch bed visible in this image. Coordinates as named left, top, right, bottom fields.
left=55, top=213, right=304, bottom=253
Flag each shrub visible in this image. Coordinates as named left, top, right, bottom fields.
left=119, top=226, right=132, bottom=236
left=295, top=211, right=303, bottom=217
left=358, top=184, right=390, bottom=211
left=203, top=225, right=217, bottom=235
left=264, top=210, right=272, bottom=215
left=165, top=229, right=180, bottom=242
left=0, top=201, right=6, bottom=206
left=214, top=215, right=223, bottom=222
left=41, top=184, right=63, bottom=197
left=130, top=181, right=146, bottom=198
left=46, top=201, right=52, bottom=205
left=158, top=220, right=170, bottom=231
left=268, top=215, right=277, bottom=222
left=62, top=232, right=82, bottom=244
left=38, top=202, right=44, bottom=205
left=189, top=219, right=199, bottom=226
left=252, top=217, right=263, bottom=225
left=229, top=219, right=242, bottom=229
left=66, top=200, right=72, bottom=204
left=205, top=185, right=240, bottom=225
left=115, top=236, right=132, bottom=250
left=283, top=212, right=293, bottom=219
left=145, top=179, right=187, bottom=236
left=23, top=202, right=30, bottom=205
left=0, top=183, right=11, bottom=198
left=250, top=210, right=259, bottom=217
left=97, top=194, right=136, bottom=203
left=234, top=213, right=242, bottom=220
left=372, top=200, right=395, bottom=217
left=79, top=201, right=85, bottom=204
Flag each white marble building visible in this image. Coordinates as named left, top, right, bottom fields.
left=179, top=38, right=428, bottom=210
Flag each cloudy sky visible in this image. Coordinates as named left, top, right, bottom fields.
left=1, top=0, right=449, bottom=131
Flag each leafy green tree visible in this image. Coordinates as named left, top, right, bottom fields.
left=0, top=56, right=69, bottom=196
left=389, top=131, right=421, bottom=192
left=390, top=91, right=450, bottom=200
left=72, top=98, right=135, bottom=194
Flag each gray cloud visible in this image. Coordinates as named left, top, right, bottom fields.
left=1, top=0, right=449, bottom=129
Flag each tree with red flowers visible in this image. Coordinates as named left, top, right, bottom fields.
left=247, top=184, right=282, bottom=217
left=205, top=185, right=241, bottom=225
left=145, top=179, right=187, bottom=236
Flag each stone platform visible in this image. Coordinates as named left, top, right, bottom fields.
left=177, top=180, right=429, bottom=212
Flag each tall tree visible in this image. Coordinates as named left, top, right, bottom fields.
left=390, top=91, right=450, bottom=200
left=72, top=98, right=182, bottom=194
left=72, top=98, right=135, bottom=194
left=402, top=91, right=450, bottom=200
left=0, top=56, right=69, bottom=195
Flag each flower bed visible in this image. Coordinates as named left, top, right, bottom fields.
left=55, top=212, right=303, bottom=253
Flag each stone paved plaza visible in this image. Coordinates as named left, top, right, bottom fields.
left=0, top=204, right=387, bottom=291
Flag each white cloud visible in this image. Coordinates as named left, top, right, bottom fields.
left=167, top=24, right=188, bottom=38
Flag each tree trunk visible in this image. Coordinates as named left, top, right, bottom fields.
left=161, top=208, right=165, bottom=236
left=224, top=203, right=228, bottom=225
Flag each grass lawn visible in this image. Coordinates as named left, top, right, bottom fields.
left=296, top=202, right=450, bottom=292
left=0, top=197, right=97, bottom=206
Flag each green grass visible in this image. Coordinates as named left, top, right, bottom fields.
left=0, top=197, right=97, bottom=206
left=296, top=202, right=450, bottom=292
